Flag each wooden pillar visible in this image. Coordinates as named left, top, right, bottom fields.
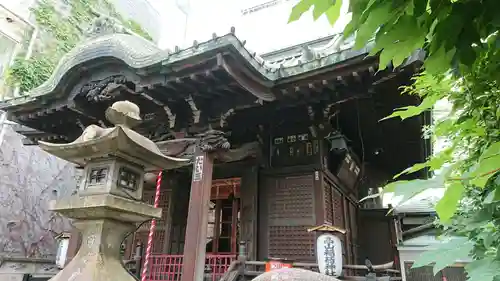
left=180, top=150, right=214, bottom=281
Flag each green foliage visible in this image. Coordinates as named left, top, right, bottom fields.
left=7, top=56, right=56, bottom=93
left=126, top=20, right=153, bottom=41
left=290, top=0, right=500, bottom=280
left=6, top=0, right=152, bottom=93
left=288, top=0, right=498, bottom=73
left=101, top=0, right=152, bottom=40
left=412, top=237, right=474, bottom=275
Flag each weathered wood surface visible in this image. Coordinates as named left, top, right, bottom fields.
left=156, top=139, right=260, bottom=163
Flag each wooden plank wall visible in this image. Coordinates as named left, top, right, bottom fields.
left=240, top=166, right=259, bottom=260
left=358, top=209, right=395, bottom=265
left=168, top=176, right=190, bottom=254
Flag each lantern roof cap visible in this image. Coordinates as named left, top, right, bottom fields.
left=307, top=224, right=346, bottom=234
left=38, top=101, right=190, bottom=171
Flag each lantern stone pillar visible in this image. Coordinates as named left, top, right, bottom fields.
left=40, top=101, right=189, bottom=281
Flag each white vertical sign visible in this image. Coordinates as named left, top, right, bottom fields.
left=192, top=155, right=204, bottom=182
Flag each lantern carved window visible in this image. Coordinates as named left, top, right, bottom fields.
left=118, top=167, right=139, bottom=191
left=88, top=167, right=109, bottom=186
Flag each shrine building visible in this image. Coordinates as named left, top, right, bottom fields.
left=0, top=25, right=429, bottom=281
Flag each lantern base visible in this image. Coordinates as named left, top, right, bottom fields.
left=49, top=219, right=136, bottom=281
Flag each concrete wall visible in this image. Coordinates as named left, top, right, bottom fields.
left=0, top=125, right=77, bottom=259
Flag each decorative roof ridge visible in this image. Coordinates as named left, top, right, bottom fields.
left=263, top=33, right=355, bottom=69
left=1, top=31, right=388, bottom=108
left=260, top=34, right=337, bottom=58
left=4, top=33, right=164, bottom=106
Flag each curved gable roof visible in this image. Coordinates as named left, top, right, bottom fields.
left=2, top=31, right=381, bottom=109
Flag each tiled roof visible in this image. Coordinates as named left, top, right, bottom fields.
left=1, top=29, right=379, bottom=107
left=394, top=188, right=444, bottom=214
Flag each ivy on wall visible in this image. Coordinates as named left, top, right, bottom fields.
left=6, top=0, right=152, bottom=93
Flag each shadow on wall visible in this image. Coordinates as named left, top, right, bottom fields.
left=0, top=126, right=77, bottom=259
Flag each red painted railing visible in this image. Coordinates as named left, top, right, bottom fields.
left=147, top=254, right=236, bottom=281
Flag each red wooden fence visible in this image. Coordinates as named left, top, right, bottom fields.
left=147, top=254, right=236, bottom=281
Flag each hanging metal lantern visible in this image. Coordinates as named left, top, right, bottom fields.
left=325, top=131, right=348, bottom=152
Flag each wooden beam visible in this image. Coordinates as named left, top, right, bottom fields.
left=180, top=150, right=214, bottom=281
left=217, top=53, right=275, bottom=102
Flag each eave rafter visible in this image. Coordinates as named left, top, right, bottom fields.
left=216, top=53, right=275, bottom=102
left=135, top=87, right=176, bottom=129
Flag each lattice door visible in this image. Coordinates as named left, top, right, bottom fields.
left=130, top=186, right=171, bottom=255
left=266, top=175, right=316, bottom=261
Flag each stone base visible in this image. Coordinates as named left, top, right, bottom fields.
left=251, top=268, right=342, bottom=281
left=49, top=219, right=137, bottom=281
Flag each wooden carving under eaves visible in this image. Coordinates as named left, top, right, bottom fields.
left=78, top=75, right=130, bottom=102
left=156, top=139, right=260, bottom=163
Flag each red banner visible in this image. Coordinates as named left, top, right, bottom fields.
left=265, top=261, right=293, bottom=272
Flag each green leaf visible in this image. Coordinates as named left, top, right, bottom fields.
left=383, top=177, right=442, bottom=207
left=405, top=0, right=414, bottom=15
left=354, top=1, right=394, bottom=49
left=380, top=93, right=441, bottom=121
left=325, top=0, right=343, bottom=25
left=435, top=182, right=464, bottom=222
left=343, top=0, right=370, bottom=37
left=484, top=187, right=500, bottom=204
left=371, top=15, right=427, bottom=69
left=412, top=237, right=473, bottom=275
left=469, top=142, right=500, bottom=188
left=289, top=0, right=314, bottom=23
left=424, top=46, right=456, bottom=75
left=480, top=142, right=500, bottom=161
left=394, top=148, right=453, bottom=179
left=288, top=0, right=343, bottom=24
left=312, top=0, right=333, bottom=20
left=465, top=258, right=500, bottom=281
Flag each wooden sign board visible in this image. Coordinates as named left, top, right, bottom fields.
left=193, top=155, right=204, bottom=182
left=265, top=261, right=293, bottom=272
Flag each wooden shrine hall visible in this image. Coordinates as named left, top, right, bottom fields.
left=0, top=23, right=429, bottom=281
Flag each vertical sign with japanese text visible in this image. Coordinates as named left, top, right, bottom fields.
left=193, top=155, right=204, bottom=182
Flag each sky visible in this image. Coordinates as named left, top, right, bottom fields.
left=146, top=0, right=351, bottom=53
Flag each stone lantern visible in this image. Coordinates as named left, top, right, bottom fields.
left=39, top=101, right=189, bottom=281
